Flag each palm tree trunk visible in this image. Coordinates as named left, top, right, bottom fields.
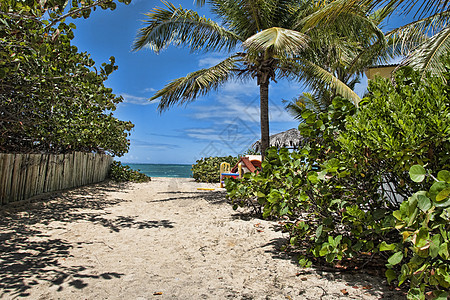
left=259, top=81, right=269, bottom=159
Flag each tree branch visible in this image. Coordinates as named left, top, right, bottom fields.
left=44, top=0, right=112, bottom=30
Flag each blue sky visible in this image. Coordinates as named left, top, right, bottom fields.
left=71, top=0, right=412, bottom=164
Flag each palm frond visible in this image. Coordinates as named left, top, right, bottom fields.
left=150, top=56, right=241, bottom=112
left=302, top=0, right=385, bottom=46
left=386, top=10, right=450, bottom=56
left=206, top=0, right=262, bottom=38
left=295, top=60, right=362, bottom=105
left=298, top=92, right=328, bottom=113
left=303, top=0, right=449, bottom=20
left=133, top=1, right=241, bottom=53
left=368, top=0, right=450, bottom=18
left=404, top=25, right=450, bottom=78
left=243, top=27, right=309, bottom=58
left=284, top=91, right=329, bottom=120
left=258, top=0, right=306, bottom=29
left=300, top=0, right=367, bottom=31
left=345, top=31, right=392, bottom=76
left=283, top=97, right=305, bottom=120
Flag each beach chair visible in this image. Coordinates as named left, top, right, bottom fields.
left=231, top=155, right=262, bottom=174
left=219, top=162, right=241, bottom=188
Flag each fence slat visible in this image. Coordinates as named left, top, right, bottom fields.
left=0, top=154, right=13, bottom=205
left=31, top=154, right=40, bottom=198
left=0, top=152, right=113, bottom=205
left=37, top=154, right=48, bottom=196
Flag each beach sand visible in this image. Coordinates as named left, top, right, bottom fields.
left=0, top=178, right=404, bottom=299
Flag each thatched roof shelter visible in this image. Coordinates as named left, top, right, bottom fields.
left=252, top=128, right=303, bottom=153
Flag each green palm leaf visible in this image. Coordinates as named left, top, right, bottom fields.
left=405, top=25, right=450, bottom=78
left=133, top=1, right=241, bottom=53
left=367, top=0, right=450, bottom=18
left=150, top=56, right=241, bottom=111
left=386, top=10, right=450, bottom=55
left=135, top=0, right=388, bottom=156
left=296, top=60, right=362, bottom=105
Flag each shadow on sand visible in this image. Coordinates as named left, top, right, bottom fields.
left=0, top=181, right=172, bottom=298
left=260, top=236, right=406, bottom=299
left=152, top=190, right=229, bottom=205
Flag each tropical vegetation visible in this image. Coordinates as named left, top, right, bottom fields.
left=0, top=0, right=133, bottom=156
left=109, top=161, right=151, bottom=182
left=133, top=0, right=389, bottom=157
left=225, top=66, right=450, bottom=299
left=309, top=0, right=450, bottom=79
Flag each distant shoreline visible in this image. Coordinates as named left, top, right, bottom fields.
left=124, top=163, right=193, bottom=178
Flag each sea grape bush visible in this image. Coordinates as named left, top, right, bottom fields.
left=108, top=161, right=151, bottom=183
left=225, top=67, right=450, bottom=298
left=339, top=67, right=450, bottom=205
left=191, top=156, right=238, bottom=183
left=382, top=165, right=450, bottom=300
left=225, top=148, right=310, bottom=216
left=227, top=98, right=393, bottom=261
left=0, top=0, right=134, bottom=155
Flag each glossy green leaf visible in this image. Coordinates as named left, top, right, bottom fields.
left=439, top=243, right=449, bottom=260
left=430, top=234, right=441, bottom=258
left=388, top=251, right=403, bottom=265
left=380, top=241, right=396, bottom=251
left=437, top=170, right=450, bottom=183
left=385, top=269, right=397, bottom=284
left=433, top=291, right=449, bottom=300
left=436, top=188, right=450, bottom=202
left=409, top=165, right=426, bottom=182
left=307, top=171, right=319, bottom=184
left=417, top=194, right=432, bottom=212
left=430, top=182, right=447, bottom=201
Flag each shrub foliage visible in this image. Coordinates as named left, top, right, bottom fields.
left=108, top=161, right=151, bottom=183
left=0, top=0, right=133, bottom=156
left=225, top=67, right=450, bottom=299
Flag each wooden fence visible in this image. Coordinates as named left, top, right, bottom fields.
left=0, top=152, right=113, bottom=205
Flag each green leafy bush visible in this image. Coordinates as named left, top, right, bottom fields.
left=382, top=165, right=450, bottom=300
left=339, top=67, right=450, bottom=204
left=0, top=0, right=134, bottom=156
left=108, top=161, right=151, bottom=183
left=228, top=98, right=392, bottom=261
left=192, top=156, right=238, bottom=183
left=225, top=67, right=450, bottom=298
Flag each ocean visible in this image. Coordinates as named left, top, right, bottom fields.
left=125, top=163, right=193, bottom=178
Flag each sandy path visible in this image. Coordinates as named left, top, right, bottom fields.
left=0, top=178, right=404, bottom=299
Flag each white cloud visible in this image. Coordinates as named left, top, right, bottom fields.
left=121, top=93, right=151, bottom=105
left=120, top=93, right=160, bottom=106
left=131, top=139, right=180, bottom=150
left=192, top=94, right=294, bottom=124
left=143, top=87, right=157, bottom=93
left=185, top=128, right=216, bottom=134
left=184, top=128, right=221, bottom=140
left=198, top=55, right=226, bottom=68
left=186, top=132, right=222, bottom=140
left=221, top=80, right=258, bottom=96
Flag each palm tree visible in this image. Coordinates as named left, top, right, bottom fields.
left=305, top=0, right=450, bottom=79
left=281, top=3, right=396, bottom=118
left=384, top=2, right=450, bottom=79
left=133, top=0, right=384, bottom=157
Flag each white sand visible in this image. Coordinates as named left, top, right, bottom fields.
left=0, top=178, right=404, bottom=299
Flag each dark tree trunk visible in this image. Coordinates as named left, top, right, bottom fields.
left=259, top=81, right=269, bottom=160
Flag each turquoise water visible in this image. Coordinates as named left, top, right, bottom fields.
left=125, top=163, right=192, bottom=178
